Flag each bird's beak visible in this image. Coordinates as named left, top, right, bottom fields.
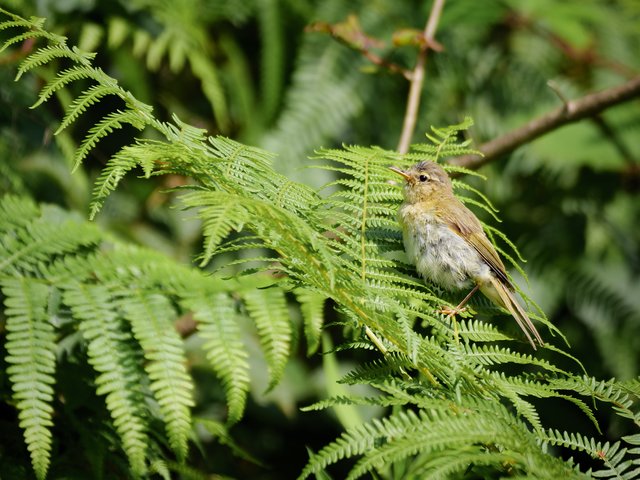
left=388, top=166, right=410, bottom=181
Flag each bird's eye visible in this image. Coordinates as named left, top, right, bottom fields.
left=418, top=174, right=429, bottom=182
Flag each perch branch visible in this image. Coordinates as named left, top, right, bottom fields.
left=450, top=75, right=640, bottom=169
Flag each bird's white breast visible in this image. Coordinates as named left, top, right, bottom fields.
left=399, top=203, right=491, bottom=290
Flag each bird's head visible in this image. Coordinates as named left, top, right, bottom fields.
left=389, top=161, right=453, bottom=204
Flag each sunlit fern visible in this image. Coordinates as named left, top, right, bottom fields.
left=1, top=9, right=639, bottom=480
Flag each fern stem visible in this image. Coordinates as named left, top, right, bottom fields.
left=360, top=153, right=370, bottom=282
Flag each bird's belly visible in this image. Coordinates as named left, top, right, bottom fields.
left=403, top=219, right=489, bottom=291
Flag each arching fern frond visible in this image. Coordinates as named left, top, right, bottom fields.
left=16, top=44, right=95, bottom=78
left=55, top=84, right=122, bottom=134
left=74, top=109, right=147, bottom=168
left=180, top=190, right=336, bottom=289
left=0, top=11, right=62, bottom=49
left=31, top=65, right=116, bottom=108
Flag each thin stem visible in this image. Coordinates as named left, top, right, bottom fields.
left=397, top=0, right=446, bottom=154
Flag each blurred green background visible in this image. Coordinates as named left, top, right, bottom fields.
left=1, top=0, right=639, bottom=477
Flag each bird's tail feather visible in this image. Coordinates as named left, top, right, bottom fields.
left=485, top=277, right=544, bottom=349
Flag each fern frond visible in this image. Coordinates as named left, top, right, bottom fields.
left=180, top=191, right=251, bottom=265
left=88, top=143, right=158, bottom=219
left=2, top=277, right=55, bottom=480
left=63, top=282, right=149, bottom=476
left=541, top=429, right=639, bottom=479
left=0, top=194, right=40, bottom=233
left=547, top=376, right=637, bottom=422
left=119, top=291, right=194, bottom=461
left=407, top=117, right=479, bottom=163
left=74, top=109, right=146, bottom=169
left=339, top=353, right=414, bottom=385
left=55, top=84, right=122, bottom=134
left=0, top=11, right=63, bottom=50
left=242, top=287, right=292, bottom=391
left=302, top=393, right=415, bottom=418
left=295, top=288, right=326, bottom=356
left=456, top=318, right=513, bottom=343
left=17, top=44, right=95, bottom=79
left=464, top=343, right=568, bottom=374
left=299, top=410, right=421, bottom=479
left=301, top=405, right=539, bottom=480
left=187, top=292, right=250, bottom=425
left=0, top=203, right=101, bottom=275
left=181, top=190, right=336, bottom=289
left=458, top=194, right=502, bottom=222
left=32, top=65, right=115, bottom=108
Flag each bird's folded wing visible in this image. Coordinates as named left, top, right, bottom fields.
left=440, top=199, right=511, bottom=287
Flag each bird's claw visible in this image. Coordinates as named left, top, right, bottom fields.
left=439, top=306, right=468, bottom=317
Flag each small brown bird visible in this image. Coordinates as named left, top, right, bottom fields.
left=390, top=161, right=543, bottom=349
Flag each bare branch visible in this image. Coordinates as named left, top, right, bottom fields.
left=396, top=0, right=446, bottom=154
left=450, top=75, right=640, bottom=170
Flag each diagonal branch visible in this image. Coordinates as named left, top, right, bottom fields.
left=450, top=75, right=640, bottom=169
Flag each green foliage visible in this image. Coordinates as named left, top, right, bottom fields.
left=1, top=4, right=639, bottom=480
left=0, top=193, right=300, bottom=477
left=2, top=277, right=56, bottom=480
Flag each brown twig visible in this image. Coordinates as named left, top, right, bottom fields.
left=450, top=75, right=640, bottom=170
left=396, top=0, right=446, bottom=154
left=306, top=16, right=412, bottom=80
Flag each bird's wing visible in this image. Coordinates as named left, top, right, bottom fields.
left=438, top=198, right=511, bottom=286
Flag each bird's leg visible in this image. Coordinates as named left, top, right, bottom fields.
left=440, top=284, right=480, bottom=345
left=440, top=284, right=480, bottom=317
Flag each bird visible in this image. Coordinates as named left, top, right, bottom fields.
left=389, top=161, right=544, bottom=349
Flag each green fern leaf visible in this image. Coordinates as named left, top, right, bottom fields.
left=32, top=65, right=113, bottom=108
left=180, top=191, right=251, bottom=266
left=0, top=194, right=40, bottom=233
left=295, top=288, right=326, bottom=355
left=55, top=84, right=122, bottom=134
left=17, top=44, right=95, bottom=79
left=0, top=203, right=101, bottom=275
left=541, top=429, right=639, bottom=479
left=2, top=277, right=55, bottom=480
left=74, top=109, right=146, bottom=170
left=119, top=291, right=194, bottom=461
left=63, top=282, right=149, bottom=476
left=242, top=287, right=291, bottom=391
left=188, top=292, right=250, bottom=425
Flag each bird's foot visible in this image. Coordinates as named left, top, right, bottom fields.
left=438, top=306, right=466, bottom=346
left=439, top=305, right=468, bottom=317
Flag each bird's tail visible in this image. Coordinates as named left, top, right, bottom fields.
left=483, top=277, right=544, bottom=349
